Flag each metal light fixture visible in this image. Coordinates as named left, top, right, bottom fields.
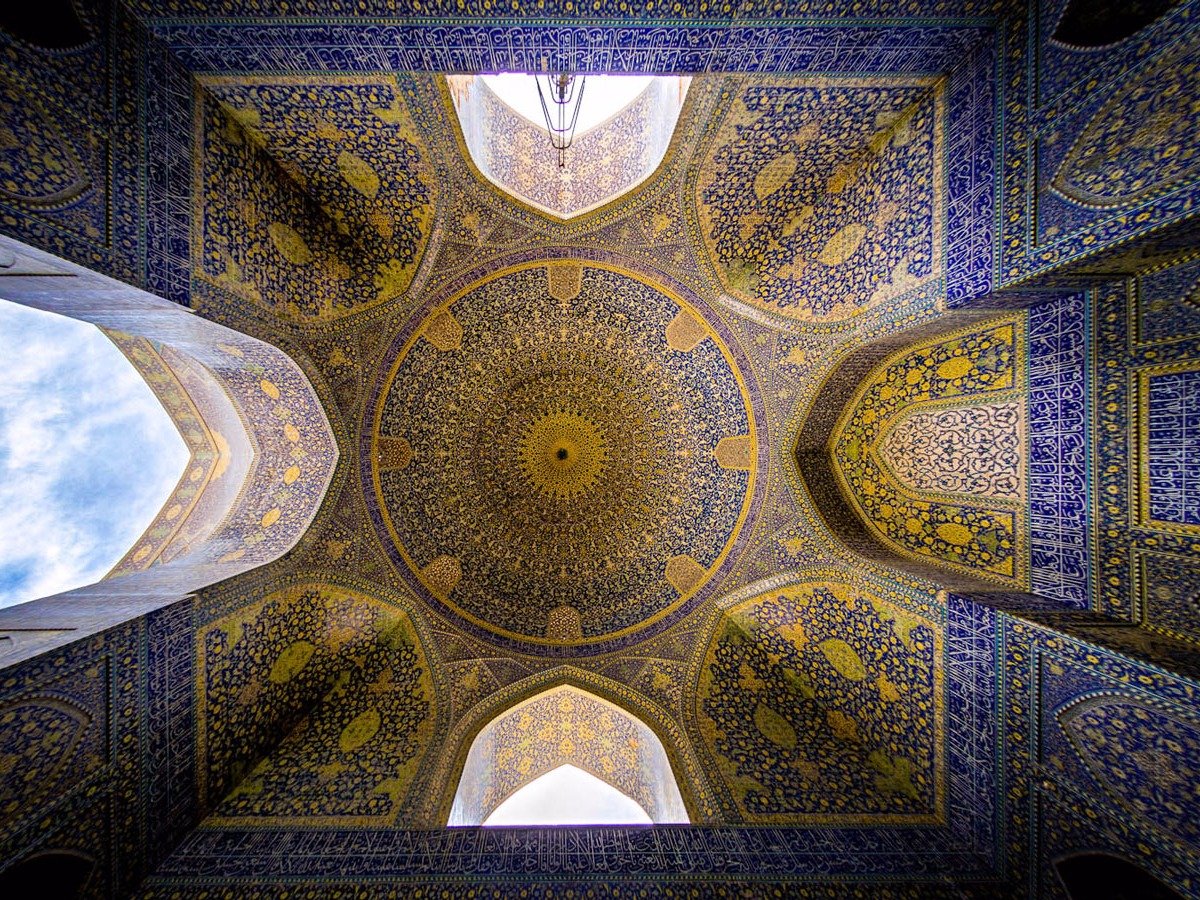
left=536, top=71, right=586, bottom=169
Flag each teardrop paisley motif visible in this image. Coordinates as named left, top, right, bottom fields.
left=1052, top=43, right=1200, bottom=208
left=0, top=698, right=93, bottom=821
left=0, top=82, right=90, bottom=207
left=1059, top=694, right=1200, bottom=847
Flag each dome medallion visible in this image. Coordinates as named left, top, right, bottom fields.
left=364, top=260, right=762, bottom=654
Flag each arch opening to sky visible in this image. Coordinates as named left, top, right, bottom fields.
left=0, top=298, right=188, bottom=608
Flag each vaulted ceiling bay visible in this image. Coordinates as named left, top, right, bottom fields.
left=0, top=0, right=1198, bottom=896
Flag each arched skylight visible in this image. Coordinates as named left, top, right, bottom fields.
left=447, top=685, right=690, bottom=826
left=0, top=298, right=189, bottom=608
left=480, top=74, right=656, bottom=136
left=450, top=73, right=690, bottom=219
left=483, top=764, right=653, bottom=826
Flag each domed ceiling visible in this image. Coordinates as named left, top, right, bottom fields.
left=364, top=260, right=762, bottom=652
left=6, top=5, right=1200, bottom=890
left=173, top=69, right=1014, bottom=678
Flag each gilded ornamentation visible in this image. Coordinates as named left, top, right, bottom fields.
left=6, top=7, right=1200, bottom=889
left=0, top=82, right=89, bottom=207
left=695, top=76, right=944, bottom=323
left=879, top=401, right=1024, bottom=500
left=376, top=436, right=413, bottom=471
left=517, top=410, right=609, bottom=500
left=832, top=318, right=1028, bottom=585
left=196, top=76, right=436, bottom=321
left=544, top=606, right=583, bottom=642
left=695, top=578, right=943, bottom=824
left=665, top=555, right=707, bottom=595
left=546, top=261, right=583, bottom=301
left=421, top=555, right=462, bottom=600
left=368, top=261, right=757, bottom=650
left=421, top=309, right=463, bottom=352
left=103, top=335, right=224, bottom=574
left=1058, top=694, right=1200, bottom=848
left=448, top=686, right=688, bottom=825
left=197, top=581, right=436, bottom=816
left=714, top=434, right=754, bottom=470
left=0, top=697, right=97, bottom=822
left=665, top=308, right=709, bottom=351
left=210, top=601, right=434, bottom=826
left=1052, top=40, right=1200, bottom=208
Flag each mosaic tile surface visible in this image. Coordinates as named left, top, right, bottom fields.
left=1093, top=271, right=1200, bottom=641
left=1145, top=367, right=1200, bottom=527
left=196, top=580, right=438, bottom=816
left=449, top=686, right=687, bottom=825
left=1, top=0, right=1200, bottom=895
left=453, top=77, right=686, bottom=220
left=1027, top=292, right=1091, bottom=606
left=694, top=576, right=944, bottom=824
left=195, top=76, right=437, bottom=322
left=693, top=76, right=944, bottom=324
left=365, top=262, right=760, bottom=652
left=831, top=317, right=1029, bottom=586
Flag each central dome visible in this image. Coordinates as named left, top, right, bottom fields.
left=517, top=409, right=608, bottom=499
left=365, top=261, right=759, bottom=652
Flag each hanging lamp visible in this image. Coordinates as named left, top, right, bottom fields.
left=536, top=71, right=586, bottom=169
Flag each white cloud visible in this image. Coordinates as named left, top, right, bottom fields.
left=480, top=74, right=655, bottom=134
left=483, top=764, right=653, bottom=826
left=0, top=298, right=190, bottom=608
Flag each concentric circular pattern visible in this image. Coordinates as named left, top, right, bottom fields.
left=517, top=410, right=608, bottom=500
left=368, top=262, right=757, bottom=650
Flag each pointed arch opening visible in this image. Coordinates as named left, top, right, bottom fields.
left=483, top=764, right=654, bottom=826
left=448, top=685, right=689, bottom=826
left=447, top=74, right=690, bottom=220
left=0, top=236, right=338, bottom=666
left=0, top=298, right=190, bottom=608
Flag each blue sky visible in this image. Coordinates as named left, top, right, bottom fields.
left=0, top=298, right=189, bottom=608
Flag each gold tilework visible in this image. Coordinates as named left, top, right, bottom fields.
left=695, top=576, right=944, bottom=824
left=369, top=261, right=756, bottom=648
left=831, top=318, right=1029, bottom=585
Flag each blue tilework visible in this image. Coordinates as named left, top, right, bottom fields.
left=943, top=596, right=999, bottom=857
left=1033, top=0, right=1195, bottom=109
left=1137, top=257, right=1200, bottom=345
left=1001, top=616, right=1200, bottom=897
left=145, top=23, right=991, bottom=77
left=0, top=4, right=142, bottom=284
left=143, top=601, right=199, bottom=870
left=944, top=32, right=997, bottom=307
left=1027, top=292, right=1090, bottom=607
left=0, top=3, right=1198, bottom=897
left=143, top=823, right=994, bottom=886
left=999, top=3, right=1200, bottom=286
left=1147, top=369, right=1200, bottom=526
left=360, top=248, right=770, bottom=657
left=0, top=617, right=185, bottom=897
left=1094, top=274, right=1200, bottom=627
left=127, top=0, right=996, bottom=15
left=1137, top=549, right=1200, bottom=644
left=129, top=571, right=1007, bottom=888
left=142, top=39, right=196, bottom=308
